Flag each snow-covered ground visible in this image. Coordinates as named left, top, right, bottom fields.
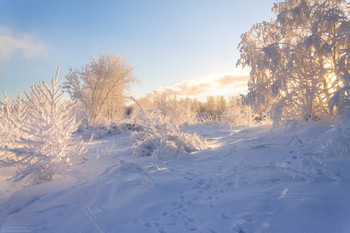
left=1, top=122, right=350, bottom=233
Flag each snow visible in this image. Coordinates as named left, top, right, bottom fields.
left=1, top=122, right=350, bottom=233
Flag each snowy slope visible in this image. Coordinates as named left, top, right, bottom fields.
left=1, top=122, right=350, bottom=233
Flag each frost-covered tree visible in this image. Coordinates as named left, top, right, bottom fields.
left=64, top=54, right=136, bottom=126
left=327, top=19, right=350, bottom=156
left=238, top=0, right=349, bottom=125
left=0, top=67, right=85, bottom=184
left=0, top=93, right=26, bottom=150
left=331, top=20, right=350, bottom=115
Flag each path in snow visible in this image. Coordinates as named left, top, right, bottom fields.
left=1, top=122, right=350, bottom=233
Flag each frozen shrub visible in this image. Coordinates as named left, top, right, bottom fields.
left=0, top=67, right=85, bottom=184
left=0, top=93, right=26, bottom=153
left=319, top=113, right=350, bottom=157
left=130, top=97, right=208, bottom=158
left=131, top=135, right=179, bottom=158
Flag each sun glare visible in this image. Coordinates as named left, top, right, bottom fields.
left=326, top=73, right=338, bottom=94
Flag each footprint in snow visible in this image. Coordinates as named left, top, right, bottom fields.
left=196, top=178, right=205, bottom=185
left=191, top=196, right=199, bottom=201
left=221, top=213, right=229, bottom=219
left=144, top=222, right=151, bottom=228
left=241, top=215, right=252, bottom=223
left=270, top=178, right=280, bottom=183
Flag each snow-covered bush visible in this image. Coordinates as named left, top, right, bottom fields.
left=131, top=133, right=180, bottom=158
left=130, top=98, right=207, bottom=158
left=0, top=93, right=26, bottom=152
left=325, top=21, right=350, bottom=156
left=305, top=116, right=350, bottom=165
left=333, top=113, right=350, bottom=156
left=0, top=67, right=85, bottom=184
left=327, top=72, right=350, bottom=156
left=318, top=112, right=350, bottom=157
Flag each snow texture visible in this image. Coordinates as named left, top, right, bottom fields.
left=1, top=121, right=349, bottom=233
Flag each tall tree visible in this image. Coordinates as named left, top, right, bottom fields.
left=238, top=0, right=349, bottom=125
left=64, top=54, right=136, bottom=126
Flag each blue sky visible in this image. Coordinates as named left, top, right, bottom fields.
left=0, top=0, right=275, bottom=99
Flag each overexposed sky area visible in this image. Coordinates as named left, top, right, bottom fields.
left=148, top=73, right=249, bottom=100
left=0, top=0, right=275, bottom=99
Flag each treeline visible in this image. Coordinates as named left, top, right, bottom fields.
left=132, top=95, right=242, bottom=118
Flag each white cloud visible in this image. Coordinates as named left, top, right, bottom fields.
left=147, top=74, right=249, bottom=98
left=0, top=27, right=46, bottom=59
